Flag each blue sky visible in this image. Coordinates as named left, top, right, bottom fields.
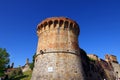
left=0, top=0, right=120, bottom=67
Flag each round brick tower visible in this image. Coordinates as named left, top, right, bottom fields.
left=31, top=17, right=85, bottom=80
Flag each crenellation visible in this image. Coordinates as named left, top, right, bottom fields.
left=105, top=54, right=118, bottom=63
left=37, top=17, right=80, bottom=36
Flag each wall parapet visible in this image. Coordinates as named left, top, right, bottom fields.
left=37, top=17, right=80, bottom=36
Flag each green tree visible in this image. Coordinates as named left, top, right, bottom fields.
left=8, top=68, right=23, bottom=80
left=0, top=48, right=10, bottom=77
left=30, top=53, right=36, bottom=70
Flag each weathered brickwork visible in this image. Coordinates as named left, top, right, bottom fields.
left=31, top=17, right=85, bottom=80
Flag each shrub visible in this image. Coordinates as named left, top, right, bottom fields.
left=8, top=68, right=23, bottom=80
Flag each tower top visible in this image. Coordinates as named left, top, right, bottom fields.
left=37, top=17, right=80, bottom=35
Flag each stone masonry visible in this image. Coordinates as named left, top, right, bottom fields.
left=31, top=17, right=85, bottom=80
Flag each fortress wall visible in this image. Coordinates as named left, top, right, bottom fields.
left=111, top=62, right=120, bottom=79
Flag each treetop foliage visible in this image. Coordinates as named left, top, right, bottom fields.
left=0, top=48, right=10, bottom=77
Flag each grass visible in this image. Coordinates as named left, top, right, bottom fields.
left=21, top=70, right=32, bottom=80
left=13, top=70, right=32, bottom=80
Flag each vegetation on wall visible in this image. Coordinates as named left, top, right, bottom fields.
left=88, top=57, right=96, bottom=62
left=30, top=53, right=36, bottom=70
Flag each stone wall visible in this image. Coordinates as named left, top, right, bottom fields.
left=85, top=54, right=120, bottom=80
left=111, top=62, right=120, bottom=79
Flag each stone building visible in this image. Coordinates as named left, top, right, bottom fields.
left=31, top=17, right=120, bottom=80
left=22, top=58, right=31, bottom=72
left=31, top=17, right=85, bottom=80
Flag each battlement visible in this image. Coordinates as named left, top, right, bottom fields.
left=105, top=54, right=118, bottom=63
left=87, top=54, right=98, bottom=60
left=37, top=17, right=80, bottom=35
